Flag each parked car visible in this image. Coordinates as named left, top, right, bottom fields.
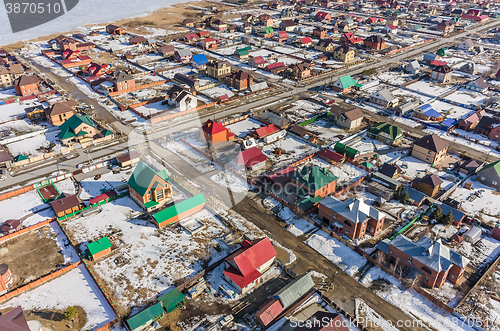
left=0, top=176, right=5, bottom=181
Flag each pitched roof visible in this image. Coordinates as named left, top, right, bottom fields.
left=379, top=163, right=399, bottom=178
left=273, top=273, right=315, bottom=308
left=13, top=75, right=38, bottom=87
left=192, top=53, right=208, bottom=65
left=57, top=114, right=95, bottom=140
left=236, top=147, right=267, bottom=167
left=319, top=196, right=385, bottom=224
left=127, top=160, right=168, bottom=197
left=433, top=64, right=452, bottom=73
left=337, top=75, right=356, bottom=89
left=112, top=70, right=133, bottom=83
left=126, top=302, right=164, bottom=331
left=225, top=237, right=277, bottom=277
left=343, top=108, right=364, bottom=121
left=49, top=193, right=80, bottom=214
left=202, top=119, right=229, bottom=135
left=0, top=306, right=30, bottom=331
left=365, top=35, right=384, bottom=43
left=87, top=236, right=112, bottom=256
left=413, top=134, right=449, bottom=153
left=152, top=194, right=206, bottom=226
left=414, top=174, right=443, bottom=188
left=372, top=88, right=397, bottom=102
left=478, top=160, right=500, bottom=176
left=45, top=101, right=75, bottom=117
left=368, top=122, right=402, bottom=140
left=470, top=77, right=489, bottom=89
left=318, top=149, right=345, bottom=163
left=252, top=124, right=278, bottom=138
left=294, top=165, right=338, bottom=192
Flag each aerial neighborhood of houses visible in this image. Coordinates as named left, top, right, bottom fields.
left=2, top=0, right=500, bottom=330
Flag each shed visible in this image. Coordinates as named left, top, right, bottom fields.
left=255, top=298, right=284, bottom=326
left=273, top=273, right=314, bottom=308
left=333, top=143, right=359, bottom=159
left=152, top=194, right=206, bottom=228
left=463, top=227, right=481, bottom=244
left=117, top=151, right=140, bottom=167
left=86, top=236, right=112, bottom=260
left=158, top=288, right=185, bottom=313
left=126, top=302, right=165, bottom=331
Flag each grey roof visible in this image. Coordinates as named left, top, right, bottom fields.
left=402, top=186, right=427, bottom=203
left=259, top=111, right=289, bottom=127
left=250, top=82, right=268, bottom=92
left=390, top=235, right=469, bottom=272
left=372, top=171, right=401, bottom=188
left=273, top=273, right=314, bottom=308
left=176, top=49, right=193, bottom=57
left=372, top=88, right=397, bottom=103
left=112, top=70, right=133, bottom=83
left=319, top=196, right=385, bottom=224
left=405, top=60, right=420, bottom=71
left=398, top=100, right=420, bottom=112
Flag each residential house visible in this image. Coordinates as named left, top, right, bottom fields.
left=318, top=197, right=386, bottom=239
left=459, top=159, right=482, bottom=175
left=424, top=53, right=440, bottom=63
left=128, top=160, right=172, bottom=212
left=341, top=32, right=363, bottom=44
left=86, top=62, right=109, bottom=77
left=125, top=302, right=165, bottom=331
left=184, top=33, right=199, bottom=44
left=110, top=70, right=135, bottom=92
left=248, top=56, right=268, bottom=68
left=315, top=40, right=335, bottom=52
left=166, top=85, right=198, bottom=111
left=44, top=100, right=77, bottom=126
left=474, top=116, right=500, bottom=136
left=364, top=35, right=385, bottom=50
left=369, top=89, right=398, bottom=108
left=437, top=20, right=455, bottom=34
left=292, top=165, right=338, bottom=199
left=378, top=235, right=469, bottom=288
left=175, top=49, right=193, bottom=63
left=223, top=238, right=277, bottom=294
left=313, top=26, right=328, bottom=39
left=0, top=306, right=31, bottom=329
left=238, top=22, right=253, bottom=34
left=477, top=160, right=500, bottom=189
left=379, top=163, right=401, bottom=179
left=412, top=174, right=443, bottom=197
left=13, top=75, right=39, bottom=97
left=315, top=11, right=331, bottom=21
left=226, top=70, right=254, bottom=90
left=152, top=194, right=206, bottom=228
left=106, top=24, right=125, bottom=35
left=331, top=106, right=364, bottom=130
left=457, top=109, right=485, bottom=131
left=191, top=54, right=209, bottom=70
left=236, top=147, right=267, bottom=171
left=57, top=114, right=98, bottom=145
left=199, top=31, right=210, bottom=38
left=201, top=119, right=235, bottom=144
left=182, top=18, right=194, bottom=27
left=207, top=60, right=231, bottom=80
left=465, top=77, right=489, bottom=92
left=296, top=37, right=313, bottom=48
left=431, top=64, right=452, bottom=83
left=457, top=39, right=474, bottom=51
left=413, top=104, right=442, bottom=122
left=331, top=75, right=356, bottom=93
left=273, top=31, right=288, bottom=42
left=249, top=124, right=279, bottom=140
left=259, top=14, right=273, bottom=27
left=235, top=46, right=252, bottom=59
left=200, top=37, right=217, bottom=50
left=0, top=64, right=23, bottom=88
left=332, top=44, right=355, bottom=62
left=411, top=134, right=449, bottom=165
left=211, top=19, right=227, bottom=31
left=367, top=122, right=403, bottom=145
left=405, top=60, right=421, bottom=74
left=288, top=63, right=311, bottom=80
left=117, top=151, right=140, bottom=168
left=280, top=20, right=297, bottom=32
left=462, top=62, right=478, bottom=74
left=129, top=36, right=147, bottom=45
left=159, top=45, right=175, bottom=57
left=260, top=27, right=275, bottom=38
left=267, top=62, right=287, bottom=74
left=318, top=149, right=345, bottom=165
left=384, top=24, right=399, bottom=34
left=173, top=73, right=199, bottom=89
left=50, top=193, right=81, bottom=218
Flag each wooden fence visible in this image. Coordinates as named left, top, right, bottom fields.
left=108, top=80, right=167, bottom=96
left=0, top=185, right=35, bottom=202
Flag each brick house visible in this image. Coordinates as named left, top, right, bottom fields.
left=332, top=44, right=355, bottom=62
left=201, top=119, right=235, bottom=145
left=0, top=64, right=24, bottom=88
left=288, top=63, right=311, bottom=80
left=437, top=20, right=455, bottom=34
left=200, top=37, right=217, bottom=50
left=456, top=109, right=485, bottom=131
left=57, top=114, right=98, bottom=145
left=313, top=26, right=328, bottom=39
left=477, top=160, right=500, bottom=190
left=331, top=106, right=364, bottom=130
left=13, top=75, right=39, bottom=97
left=87, top=63, right=109, bottom=77
left=378, top=236, right=469, bottom=288
left=44, top=100, right=77, bottom=126
left=106, top=24, right=125, bottom=35
left=110, top=70, right=135, bottom=92
left=411, top=134, right=449, bottom=165
left=315, top=11, right=331, bottom=21
left=259, top=14, right=273, bottom=27
left=319, top=197, right=386, bottom=239
left=127, top=160, right=172, bottom=212
left=223, top=238, right=277, bottom=294
left=49, top=193, right=81, bottom=218
left=364, top=35, right=385, bottom=50
left=207, top=60, right=231, bottom=80
left=292, top=165, right=338, bottom=198
left=226, top=70, right=254, bottom=90
left=315, top=40, right=335, bottom=52
left=475, top=116, right=500, bottom=139
left=431, top=64, right=452, bottom=83
left=211, top=19, right=227, bottom=31
left=412, top=174, right=443, bottom=197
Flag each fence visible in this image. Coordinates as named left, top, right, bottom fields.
left=149, top=101, right=218, bottom=124
left=0, top=185, right=35, bottom=202
left=383, top=38, right=434, bottom=56
left=221, top=114, right=250, bottom=126
left=0, top=90, right=57, bottom=105
left=56, top=191, right=129, bottom=221
left=0, top=127, right=58, bottom=145
left=0, top=218, right=54, bottom=244
left=108, top=80, right=167, bottom=96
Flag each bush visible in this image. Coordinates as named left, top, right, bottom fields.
left=443, top=212, right=454, bottom=226
left=64, top=306, right=78, bottom=321
left=362, top=68, right=377, bottom=76
left=400, top=191, right=410, bottom=205
left=432, top=205, right=443, bottom=221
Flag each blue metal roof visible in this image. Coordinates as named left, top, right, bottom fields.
left=423, top=108, right=442, bottom=119
left=192, top=54, right=208, bottom=65
left=440, top=118, right=456, bottom=128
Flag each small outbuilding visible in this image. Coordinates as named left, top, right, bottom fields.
left=158, top=288, right=185, bottom=313
left=87, top=236, right=112, bottom=260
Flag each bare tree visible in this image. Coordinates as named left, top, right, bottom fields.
left=376, top=250, right=386, bottom=267
left=409, top=273, right=421, bottom=289
left=391, top=258, right=399, bottom=276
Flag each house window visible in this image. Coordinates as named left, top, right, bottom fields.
left=426, top=157, right=430, bottom=161
left=428, top=151, right=432, bottom=155
left=343, top=220, right=351, bottom=227
left=345, top=229, right=350, bottom=234
left=408, top=257, right=412, bottom=263
left=423, top=276, right=428, bottom=282
left=333, top=212, right=337, bottom=219
left=450, top=274, right=455, bottom=280
left=156, top=189, right=164, bottom=201
left=493, top=181, right=498, bottom=186
left=421, top=266, right=432, bottom=274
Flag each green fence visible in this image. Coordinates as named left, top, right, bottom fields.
left=35, top=179, right=61, bottom=203
left=298, top=111, right=331, bottom=126
left=57, top=191, right=130, bottom=221
left=389, top=204, right=435, bottom=240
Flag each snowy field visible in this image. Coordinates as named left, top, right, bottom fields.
left=0, top=264, right=117, bottom=330
left=63, top=196, right=230, bottom=312
left=163, top=141, right=216, bottom=174
left=428, top=100, right=473, bottom=120
left=450, top=180, right=500, bottom=225
left=0, top=99, right=47, bottom=122
left=210, top=171, right=249, bottom=193
left=201, top=85, right=235, bottom=99
left=263, top=197, right=315, bottom=237
left=443, top=89, right=487, bottom=108
left=79, top=171, right=129, bottom=200
left=262, top=135, right=319, bottom=168
left=405, top=81, right=452, bottom=97
left=308, top=157, right=367, bottom=186
left=306, top=230, right=367, bottom=277
left=424, top=127, right=500, bottom=157
left=395, top=156, right=437, bottom=178
left=0, top=190, right=54, bottom=227
left=6, top=130, right=60, bottom=157
left=226, top=118, right=263, bottom=138
left=134, top=100, right=170, bottom=116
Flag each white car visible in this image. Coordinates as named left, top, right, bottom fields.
left=0, top=176, right=5, bottom=181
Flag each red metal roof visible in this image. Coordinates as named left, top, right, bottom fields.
left=225, top=237, right=277, bottom=276
left=319, top=149, right=345, bottom=163
left=431, top=60, right=448, bottom=66
left=300, top=37, right=312, bottom=44
left=255, top=298, right=285, bottom=326
left=202, top=119, right=229, bottom=135
left=252, top=124, right=278, bottom=138
left=223, top=265, right=262, bottom=288
left=90, top=190, right=117, bottom=205
left=267, top=62, right=285, bottom=69
left=237, top=147, right=267, bottom=167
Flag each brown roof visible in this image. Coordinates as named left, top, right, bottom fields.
left=49, top=193, right=80, bottom=214
left=0, top=306, right=31, bottom=331
left=8, top=64, right=24, bottom=75
left=45, top=101, right=75, bottom=118
left=343, top=108, right=364, bottom=121
left=415, top=174, right=443, bottom=188
left=117, top=151, right=140, bottom=164
left=290, top=125, right=308, bottom=137
left=413, top=134, right=449, bottom=153
left=13, top=75, right=38, bottom=87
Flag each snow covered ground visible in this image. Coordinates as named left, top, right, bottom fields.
left=449, top=180, right=500, bottom=225
left=226, top=118, right=263, bottom=138
left=405, top=81, right=452, bottom=97
left=306, top=230, right=367, bottom=277
left=64, top=196, right=230, bottom=311
left=0, top=190, right=53, bottom=227
left=395, top=156, right=437, bottom=179
left=307, top=157, right=367, bottom=186
left=0, top=264, right=117, bottom=330
left=6, top=129, right=60, bottom=157
left=456, top=236, right=500, bottom=270
left=79, top=171, right=129, bottom=200
left=210, top=171, right=249, bottom=193
left=263, top=197, right=315, bottom=237
left=163, top=141, right=217, bottom=174
left=424, top=127, right=500, bottom=157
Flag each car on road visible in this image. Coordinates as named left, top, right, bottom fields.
left=0, top=176, right=5, bottom=181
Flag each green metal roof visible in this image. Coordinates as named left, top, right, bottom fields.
left=293, top=165, right=338, bottom=193
left=338, top=75, right=356, bottom=89
left=158, top=288, right=185, bottom=313
left=368, top=122, right=403, bottom=141
left=153, top=194, right=206, bottom=226
left=101, top=129, right=114, bottom=136
left=273, top=273, right=314, bottom=308
left=333, top=143, right=358, bottom=159
left=57, top=114, right=95, bottom=140
left=144, top=200, right=159, bottom=209
left=295, top=195, right=322, bottom=211
left=126, top=302, right=164, bottom=331
left=263, top=27, right=274, bottom=33
left=14, top=154, right=28, bottom=162
left=127, top=161, right=168, bottom=197
left=479, top=160, right=500, bottom=176
left=361, top=161, right=373, bottom=168
left=58, top=129, right=75, bottom=140
left=236, top=46, right=251, bottom=56
left=87, top=236, right=111, bottom=257
left=77, top=130, right=88, bottom=136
